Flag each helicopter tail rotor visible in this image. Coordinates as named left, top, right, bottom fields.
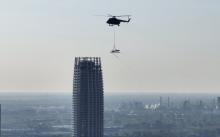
left=128, top=18, right=131, bottom=22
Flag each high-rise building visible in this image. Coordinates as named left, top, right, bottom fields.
left=72, top=57, right=104, bottom=137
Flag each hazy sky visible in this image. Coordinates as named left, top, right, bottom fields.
left=0, top=0, right=219, bottom=93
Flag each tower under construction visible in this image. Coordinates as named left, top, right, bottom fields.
left=72, top=57, right=104, bottom=137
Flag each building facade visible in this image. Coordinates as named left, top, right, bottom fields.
left=72, top=57, right=104, bottom=137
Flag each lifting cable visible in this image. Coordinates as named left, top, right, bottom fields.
left=113, top=28, right=116, bottom=50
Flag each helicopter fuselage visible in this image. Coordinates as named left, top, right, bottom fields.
left=106, top=17, right=130, bottom=26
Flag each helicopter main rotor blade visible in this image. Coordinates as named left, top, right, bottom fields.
left=94, top=14, right=131, bottom=17
left=115, top=15, right=131, bottom=17
left=94, top=14, right=108, bottom=17
left=94, top=14, right=114, bottom=17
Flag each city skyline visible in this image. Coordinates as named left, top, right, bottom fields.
left=0, top=0, right=220, bottom=93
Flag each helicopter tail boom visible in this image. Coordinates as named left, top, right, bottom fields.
left=119, top=18, right=131, bottom=23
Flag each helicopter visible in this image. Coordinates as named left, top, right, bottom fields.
left=106, top=14, right=131, bottom=26
left=95, top=14, right=131, bottom=54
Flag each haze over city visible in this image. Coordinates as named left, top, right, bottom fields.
left=0, top=0, right=219, bottom=93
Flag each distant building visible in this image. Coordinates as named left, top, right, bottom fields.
left=72, top=57, right=104, bottom=137
left=159, top=96, right=165, bottom=109
left=159, top=96, right=162, bottom=106
left=167, top=97, right=170, bottom=108
left=183, top=100, right=191, bottom=110
left=217, top=97, right=220, bottom=109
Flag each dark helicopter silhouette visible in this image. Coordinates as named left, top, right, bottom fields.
left=106, top=14, right=131, bottom=26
